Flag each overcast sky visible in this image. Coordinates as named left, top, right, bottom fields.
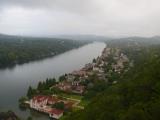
left=0, top=0, right=159, bottom=37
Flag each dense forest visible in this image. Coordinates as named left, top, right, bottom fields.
left=0, top=34, right=89, bottom=68
left=63, top=38, right=160, bottom=120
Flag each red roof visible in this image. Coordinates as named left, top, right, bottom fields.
left=32, top=95, right=58, bottom=104
left=47, top=96, right=59, bottom=104
left=49, top=108, right=64, bottom=115
left=65, top=102, right=74, bottom=109
left=32, top=95, right=48, bottom=103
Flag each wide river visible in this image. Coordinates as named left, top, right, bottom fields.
left=0, top=42, right=106, bottom=119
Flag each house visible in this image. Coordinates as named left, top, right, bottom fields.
left=72, top=81, right=80, bottom=86
left=55, top=81, right=85, bottom=94
left=79, top=76, right=87, bottom=81
left=55, top=81, right=72, bottom=92
left=93, top=67, right=99, bottom=72
left=72, top=85, right=85, bottom=94
left=98, top=68, right=104, bottom=73
left=87, top=71, right=94, bottom=76
left=72, top=70, right=87, bottom=77
left=83, top=63, right=93, bottom=70
left=66, top=74, right=75, bottom=82
left=49, top=108, right=64, bottom=119
left=30, top=95, right=64, bottom=119
left=99, top=61, right=105, bottom=67
left=30, top=96, right=60, bottom=112
left=30, top=95, right=48, bottom=111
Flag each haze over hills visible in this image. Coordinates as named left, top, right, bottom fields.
left=0, top=33, right=110, bottom=42
left=1, top=33, right=160, bottom=42
left=53, top=34, right=113, bottom=41
left=0, top=33, right=114, bottom=42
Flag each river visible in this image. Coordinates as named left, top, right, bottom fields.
left=0, top=42, right=106, bottom=119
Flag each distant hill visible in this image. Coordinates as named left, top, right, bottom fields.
left=0, top=33, right=90, bottom=68
left=0, top=33, right=77, bottom=41
left=0, top=34, right=112, bottom=41
left=53, top=34, right=113, bottom=41
left=1, top=33, right=159, bottom=42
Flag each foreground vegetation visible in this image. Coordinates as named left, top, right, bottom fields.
left=0, top=111, right=19, bottom=120
left=0, top=34, right=89, bottom=68
left=16, top=36, right=160, bottom=120
left=63, top=38, right=160, bottom=120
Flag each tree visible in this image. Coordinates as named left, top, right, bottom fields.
left=37, top=82, right=43, bottom=91
left=27, top=86, right=33, bottom=99
left=59, top=75, right=66, bottom=82
left=52, top=102, right=65, bottom=110
left=27, top=116, right=33, bottom=120
left=93, top=58, right=96, bottom=63
left=27, top=86, right=36, bottom=99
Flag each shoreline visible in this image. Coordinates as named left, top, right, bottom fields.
left=20, top=44, right=107, bottom=119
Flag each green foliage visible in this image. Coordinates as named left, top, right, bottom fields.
left=52, top=102, right=65, bottom=110
left=0, top=111, right=19, bottom=120
left=27, top=116, right=33, bottom=120
left=37, top=78, right=56, bottom=91
left=27, top=86, right=37, bottom=99
left=27, top=78, right=57, bottom=98
left=84, top=81, right=108, bottom=100
left=59, top=75, right=66, bottom=82
left=93, top=58, right=96, bottom=63
left=64, top=43, right=160, bottom=120
left=18, top=96, right=28, bottom=110
left=108, top=72, right=120, bottom=83
left=19, top=96, right=28, bottom=104
left=0, top=34, right=89, bottom=68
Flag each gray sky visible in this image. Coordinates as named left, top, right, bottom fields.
left=0, top=0, right=159, bottom=37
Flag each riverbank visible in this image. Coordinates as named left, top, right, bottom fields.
left=0, top=42, right=106, bottom=120
left=23, top=44, right=130, bottom=119
left=0, top=34, right=90, bottom=69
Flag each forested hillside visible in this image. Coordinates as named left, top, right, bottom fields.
left=63, top=39, right=160, bottom=120
left=0, top=34, right=89, bottom=68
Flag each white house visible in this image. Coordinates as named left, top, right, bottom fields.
left=30, top=95, right=64, bottom=119
left=30, top=95, right=48, bottom=112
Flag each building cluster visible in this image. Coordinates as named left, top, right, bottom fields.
left=27, top=46, right=130, bottom=119
left=53, top=47, right=129, bottom=94
left=111, top=49, right=129, bottom=73
left=54, top=81, right=85, bottom=94
left=29, top=95, right=74, bottom=119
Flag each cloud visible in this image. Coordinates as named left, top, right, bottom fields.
left=0, top=0, right=94, bottom=14
left=0, top=0, right=160, bottom=37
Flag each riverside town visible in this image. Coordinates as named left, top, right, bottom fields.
left=20, top=44, right=130, bottom=119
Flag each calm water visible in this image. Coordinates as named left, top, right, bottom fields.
left=0, top=42, right=106, bottom=119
